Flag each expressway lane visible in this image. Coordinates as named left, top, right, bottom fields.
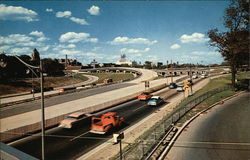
left=166, top=92, right=250, bottom=160
left=9, top=76, right=206, bottom=159
left=10, top=98, right=163, bottom=159
left=0, top=82, right=135, bottom=118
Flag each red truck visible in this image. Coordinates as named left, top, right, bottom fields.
left=90, top=112, right=124, bottom=134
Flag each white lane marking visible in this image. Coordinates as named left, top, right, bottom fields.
left=132, top=104, right=148, bottom=112
left=70, top=131, right=90, bottom=141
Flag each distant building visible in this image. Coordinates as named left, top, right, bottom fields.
left=151, top=62, right=163, bottom=68
left=99, top=63, right=117, bottom=67
left=90, top=59, right=99, bottom=68
left=116, top=54, right=132, bottom=66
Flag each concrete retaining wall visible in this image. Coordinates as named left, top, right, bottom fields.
left=1, top=83, right=166, bottom=142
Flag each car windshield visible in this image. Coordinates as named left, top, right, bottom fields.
left=142, top=92, right=150, bottom=95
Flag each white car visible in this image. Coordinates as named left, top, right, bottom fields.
left=147, top=96, right=164, bottom=106
left=58, top=112, right=92, bottom=129
left=192, top=75, right=198, bottom=79
left=201, top=74, right=208, bottom=78
left=176, top=85, right=184, bottom=92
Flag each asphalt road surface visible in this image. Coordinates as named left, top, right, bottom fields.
left=166, top=92, right=250, bottom=160
left=10, top=98, right=167, bottom=160
left=0, top=83, right=135, bottom=118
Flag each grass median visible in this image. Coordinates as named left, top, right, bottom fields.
left=86, top=73, right=135, bottom=84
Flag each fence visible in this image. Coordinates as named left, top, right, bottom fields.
left=120, top=85, right=232, bottom=160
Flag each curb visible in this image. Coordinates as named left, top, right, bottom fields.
left=158, top=90, right=246, bottom=160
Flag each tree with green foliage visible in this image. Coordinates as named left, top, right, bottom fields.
left=207, top=0, right=249, bottom=87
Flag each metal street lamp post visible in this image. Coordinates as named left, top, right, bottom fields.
left=9, top=55, right=45, bottom=160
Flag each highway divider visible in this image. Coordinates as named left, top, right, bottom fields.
left=0, top=77, right=169, bottom=143
left=0, top=71, right=142, bottom=108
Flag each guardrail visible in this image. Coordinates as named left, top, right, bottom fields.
left=118, top=85, right=232, bottom=160
left=0, top=78, right=166, bottom=143
left=0, top=71, right=142, bottom=108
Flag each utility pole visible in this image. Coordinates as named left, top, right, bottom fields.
left=40, top=60, right=45, bottom=160
left=7, top=55, right=45, bottom=160
left=189, top=63, right=193, bottom=95
left=171, top=60, right=173, bottom=83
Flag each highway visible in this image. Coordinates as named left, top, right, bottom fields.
left=8, top=76, right=212, bottom=160
left=0, top=83, right=134, bottom=118
left=10, top=96, right=168, bottom=159
left=166, top=92, right=250, bottom=160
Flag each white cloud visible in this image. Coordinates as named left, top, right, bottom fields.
left=29, top=31, right=44, bottom=37
left=192, top=51, right=220, bottom=55
left=0, top=45, right=11, bottom=52
left=56, top=11, right=72, bottom=18
left=59, top=32, right=98, bottom=43
left=37, top=37, right=49, bottom=42
left=38, top=45, right=50, bottom=52
left=0, top=4, right=38, bottom=22
left=110, top=36, right=157, bottom=45
left=0, top=33, right=50, bottom=55
left=146, top=55, right=159, bottom=61
left=120, top=47, right=150, bottom=54
left=10, top=47, right=31, bottom=54
left=180, top=33, right=209, bottom=43
left=29, top=31, right=49, bottom=42
left=67, top=44, right=76, bottom=48
left=70, top=17, right=89, bottom=25
left=87, top=5, right=100, bottom=15
left=59, top=49, right=81, bottom=55
left=45, top=8, right=53, bottom=12
left=53, top=44, right=76, bottom=51
left=0, top=34, right=33, bottom=45
left=170, top=44, right=181, bottom=49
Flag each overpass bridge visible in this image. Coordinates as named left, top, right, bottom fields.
left=155, top=67, right=209, bottom=76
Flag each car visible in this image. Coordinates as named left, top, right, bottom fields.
left=30, top=87, right=54, bottom=93
left=147, top=96, right=164, bottom=106
left=90, top=112, right=124, bottom=134
left=201, top=73, right=208, bottom=78
left=58, top=112, right=92, bottom=129
left=169, top=82, right=177, bottom=89
left=138, top=92, right=153, bottom=100
left=192, top=75, right=198, bottom=79
left=176, top=85, right=184, bottom=92
left=103, top=78, right=113, bottom=84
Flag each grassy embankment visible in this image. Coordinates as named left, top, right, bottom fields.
left=0, top=72, right=135, bottom=95
left=86, top=73, right=135, bottom=84
left=176, top=71, right=249, bottom=124
left=111, top=72, right=249, bottom=159
left=0, top=74, right=88, bottom=96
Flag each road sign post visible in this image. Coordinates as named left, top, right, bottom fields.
left=113, top=132, right=124, bottom=160
left=145, top=81, right=149, bottom=90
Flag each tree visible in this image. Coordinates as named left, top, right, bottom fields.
left=43, top=58, right=64, bottom=76
left=207, top=0, right=249, bottom=87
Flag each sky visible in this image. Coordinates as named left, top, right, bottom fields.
left=0, top=1, right=230, bottom=65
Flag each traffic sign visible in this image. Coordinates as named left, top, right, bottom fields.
left=183, top=85, right=190, bottom=91
left=145, top=81, right=150, bottom=88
